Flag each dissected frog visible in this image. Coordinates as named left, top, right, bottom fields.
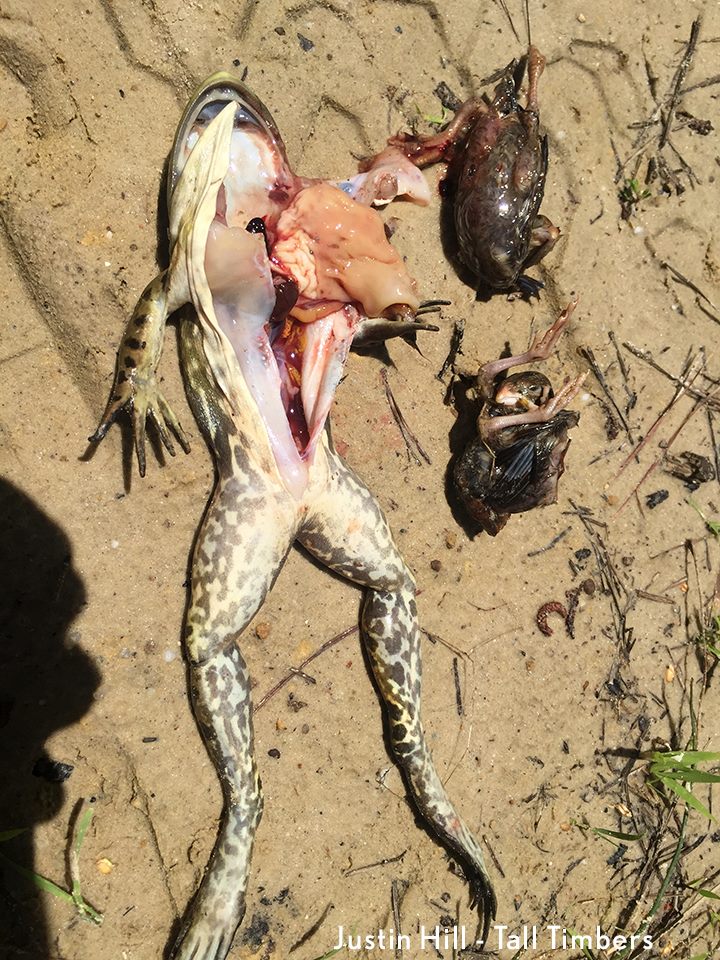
left=453, top=301, right=586, bottom=536
left=368, top=46, right=559, bottom=296
left=91, top=74, right=496, bottom=960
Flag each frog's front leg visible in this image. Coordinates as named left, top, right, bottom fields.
left=172, top=473, right=297, bottom=960
left=90, top=258, right=190, bottom=475
left=298, top=449, right=497, bottom=940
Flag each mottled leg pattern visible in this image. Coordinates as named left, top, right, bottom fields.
left=90, top=266, right=191, bottom=476
left=299, top=450, right=497, bottom=938
left=171, top=474, right=297, bottom=960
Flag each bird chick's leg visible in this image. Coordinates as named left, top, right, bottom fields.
left=476, top=298, right=578, bottom=400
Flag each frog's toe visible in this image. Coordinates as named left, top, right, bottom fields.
left=88, top=379, right=133, bottom=445
left=131, top=380, right=190, bottom=477
left=467, top=863, right=498, bottom=947
left=171, top=921, right=235, bottom=960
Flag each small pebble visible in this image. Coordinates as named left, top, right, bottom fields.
left=665, top=664, right=675, bottom=683
left=297, top=33, right=314, bottom=51
left=268, top=748, right=281, bottom=759
left=255, top=621, right=271, bottom=640
left=110, top=539, right=119, bottom=549
left=274, top=25, right=286, bottom=35
left=444, top=530, right=457, bottom=549
left=142, top=736, right=158, bottom=743
left=96, top=858, right=114, bottom=875
left=301, top=723, right=310, bottom=734
left=582, top=578, right=596, bottom=596
left=163, top=649, right=177, bottom=663
left=430, top=559, right=442, bottom=572
left=576, top=13, right=586, bottom=23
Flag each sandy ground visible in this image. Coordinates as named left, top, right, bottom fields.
left=1, top=1, right=720, bottom=958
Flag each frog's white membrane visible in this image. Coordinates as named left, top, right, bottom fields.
left=337, top=146, right=432, bottom=207
left=170, top=99, right=421, bottom=499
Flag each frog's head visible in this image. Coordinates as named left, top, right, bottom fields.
left=167, top=73, right=293, bottom=226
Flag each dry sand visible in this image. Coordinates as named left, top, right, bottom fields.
left=1, top=1, right=719, bottom=958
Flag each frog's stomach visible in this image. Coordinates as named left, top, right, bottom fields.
left=204, top=179, right=419, bottom=499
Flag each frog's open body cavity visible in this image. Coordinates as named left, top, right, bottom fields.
left=171, top=91, right=422, bottom=499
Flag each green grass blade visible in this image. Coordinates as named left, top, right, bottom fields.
left=0, top=851, right=74, bottom=904
left=0, top=828, right=28, bottom=843
left=660, top=776, right=715, bottom=820
left=659, top=769, right=720, bottom=784
left=592, top=827, right=644, bottom=841
left=73, top=806, right=94, bottom=854
left=651, top=750, right=720, bottom=765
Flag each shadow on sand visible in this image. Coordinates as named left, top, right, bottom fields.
left=0, top=479, right=100, bottom=958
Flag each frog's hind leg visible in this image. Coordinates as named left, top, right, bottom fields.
left=298, top=450, right=497, bottom=941
left=171, top=475, right=297, bottom=960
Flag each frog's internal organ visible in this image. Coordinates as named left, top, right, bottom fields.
left=186, top=103, right=424, bottom=499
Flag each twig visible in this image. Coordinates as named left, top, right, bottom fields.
left=578, top=345, right=634, bottom=442
left=391, top=879, right=408, bottom=960
left=527, top=525, right=571, bottom=557
left=609, top=330, right=637, bottom=413
left=342, top=850, right=407, bottom=877
left=659, top=18, right=702, bottom=150
left=482, top=834, right=506, bottom=879
left=255, top=625, right=358, bottom=711
left=616, top=397, right=705, bottom=512
left=567, top=500, right=633, bottom=654
left=622, top=342, right=720, bottom=411
left=661, top=260, right=717, bottom=310
left=708, top=409, right=720, bottom=493
left=437, top=317, right=466, bottom=382
left=452, top=657, right=463, bottom=716
left=380, top=368, right=431, bottom=465
left=614, top=349, right=706, bottom=477
left=492, top=0, right=520, bottom=43
left=289, top=902, right=334, bottom=953
left=682, top=72, right=720, bottom=93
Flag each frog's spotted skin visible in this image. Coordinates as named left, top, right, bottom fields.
left=92, top=73, right=496, bottom=960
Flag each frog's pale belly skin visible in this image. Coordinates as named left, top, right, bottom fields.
left=92, top=74, right=495, bottom=960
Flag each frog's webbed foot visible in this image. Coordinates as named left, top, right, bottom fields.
left=299, top=450, right=497, bottom=940
left=353, top=300, right=446, bottom=346
left=89, top=271, right=190, bottom=476
left=171, top=477, right=298, bottom=960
